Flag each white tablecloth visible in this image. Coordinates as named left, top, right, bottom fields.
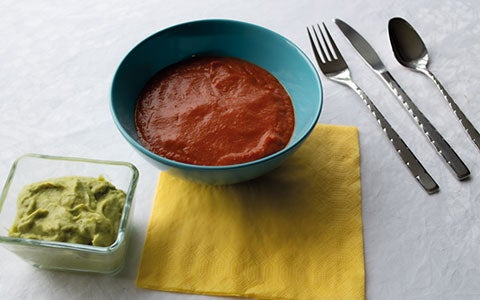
left=1, top=0, right=480, bottom=299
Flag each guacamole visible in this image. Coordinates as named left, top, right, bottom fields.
left=9, top=176, right=126, bottom=247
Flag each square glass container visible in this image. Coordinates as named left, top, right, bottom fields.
left=0, top=154, right=138, bottom=274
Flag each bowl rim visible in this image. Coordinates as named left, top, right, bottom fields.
left=0, top=153, right=139, bottom=254
left=110, top=18, right=323, bottom=171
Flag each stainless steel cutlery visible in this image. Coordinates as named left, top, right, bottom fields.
left=307, top=23, right=439, bottom=194
left=334, top=18, right=470, bottom=181
left=307, top=18, right=479, bottom=193
left=388, top=17, right=480, bottom=152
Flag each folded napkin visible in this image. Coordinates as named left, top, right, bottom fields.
left=136, top=124, right=364, bottom=300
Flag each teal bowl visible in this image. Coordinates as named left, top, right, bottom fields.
left=111, top=19, right=322, bottom=184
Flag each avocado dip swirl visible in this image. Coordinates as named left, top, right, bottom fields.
left=9, top=176, right=126, bottom=247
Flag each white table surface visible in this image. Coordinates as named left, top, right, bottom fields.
left=1, top=0, right=480, bottom=299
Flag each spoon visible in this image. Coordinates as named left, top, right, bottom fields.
left=388, top=17, right=480, bottom=152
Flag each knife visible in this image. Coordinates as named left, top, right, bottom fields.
left=334, top=18, right=470, bottom=181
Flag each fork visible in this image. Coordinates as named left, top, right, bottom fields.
left=307, top=23, right=439, bottom=194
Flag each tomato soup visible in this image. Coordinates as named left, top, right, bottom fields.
left=135, top=56, right=295, bottom=166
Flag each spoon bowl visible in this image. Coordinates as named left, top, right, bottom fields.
left=388, top=17, right=429, bottom=71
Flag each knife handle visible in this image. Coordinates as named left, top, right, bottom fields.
left=380, top=71, right=470, bottom=180
left=421, top=68, right=480, bottom=152
left=346, top=81, right=439, bottom=193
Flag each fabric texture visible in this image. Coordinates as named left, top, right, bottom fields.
left=136, top=124, right=364, bottom=299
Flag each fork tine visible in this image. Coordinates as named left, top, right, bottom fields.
left=317, top=23, right=335, bottom=61
left=312, top=26, right=329, bottom=63
left=322, top=22, right=343, bottom=61
left=307, top=26, right=324, bottom=65
left=308, top=22, right=349, bottom=76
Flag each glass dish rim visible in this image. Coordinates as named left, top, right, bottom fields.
left=0, top=153, right=139, bottom=254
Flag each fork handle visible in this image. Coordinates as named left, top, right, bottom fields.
left=420, top=68, right=480, bottom=152
left=380, top=71, right=470, bottom=180
left=346, top=81, right=439, bottom=194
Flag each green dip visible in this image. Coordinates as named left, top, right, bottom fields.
left=9, top=176, right=126, bottom=247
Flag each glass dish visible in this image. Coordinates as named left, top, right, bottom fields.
left=0, top=154, right=138, bottom=274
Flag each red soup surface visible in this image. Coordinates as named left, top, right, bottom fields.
left=135, top=56, right=295, bottom=166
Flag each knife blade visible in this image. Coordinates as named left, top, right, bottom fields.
left=334, top=18, right=470, bottom=180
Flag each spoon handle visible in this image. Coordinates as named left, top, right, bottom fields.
left=380, top=71, right=470, bottom=180
left=421, top=68, right=480, bottom=152
left=343, top=80, right=439, bottom=194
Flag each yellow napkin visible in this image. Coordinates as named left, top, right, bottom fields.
left=136, top=124, right=364, bottom=300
